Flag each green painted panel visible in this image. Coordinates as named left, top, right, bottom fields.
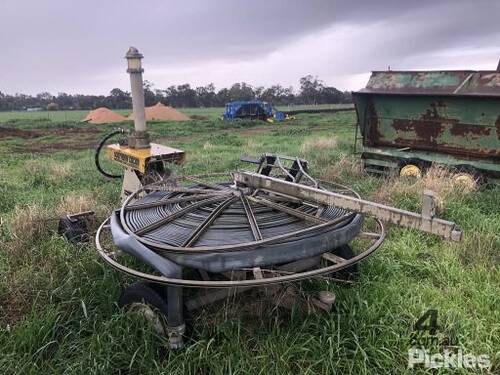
left=373, top=96, right=498, bottom=125
left=364, top=95, right=500, bottom=158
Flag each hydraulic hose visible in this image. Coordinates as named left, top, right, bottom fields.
left=95, top=129, right=125, bottom=179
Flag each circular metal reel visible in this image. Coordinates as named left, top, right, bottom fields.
left=95, top=173, right=386, bottom=288
left=118, top=174, right=361, bottom=255
left=95, top=215, right=386, bottom=288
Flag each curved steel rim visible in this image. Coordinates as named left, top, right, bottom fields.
left=95, top=216, right=386, bottom=288
left=119, top=175, right=361, bottom=254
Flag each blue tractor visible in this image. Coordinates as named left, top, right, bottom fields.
left=222, top=100, right=288, bottom=122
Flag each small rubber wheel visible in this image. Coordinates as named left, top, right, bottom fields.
left=330, top=245, right=358, bottom=281
left=118, top=282, right=170, bottom=336
left=118, top=282, right=193, bottom=346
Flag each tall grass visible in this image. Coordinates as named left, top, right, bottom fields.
left=0, top=112, right=498, bottom=374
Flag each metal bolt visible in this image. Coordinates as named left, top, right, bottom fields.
left=318, top=290, right=336, bottom=306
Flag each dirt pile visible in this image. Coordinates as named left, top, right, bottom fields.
left=129, top=102, right=190, bottom=121
left=82, top=107, right=127, bottom=124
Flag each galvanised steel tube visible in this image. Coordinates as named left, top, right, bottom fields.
left=125, top=47, right=149, bottom=148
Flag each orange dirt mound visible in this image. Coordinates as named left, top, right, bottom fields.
left=129, top=102, right=190, bottom=121
left=82, top=107, right=127, bottom=124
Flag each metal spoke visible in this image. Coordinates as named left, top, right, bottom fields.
left=134, top=195, right=228, bottom=236
left=147, top=186, right=226, bottom=195
left=256, top=188, right=320, bottom=209
left=125, top=194, right=220, bottom=211
left=183, top=175, right=232, bottom=192
left=182, top=196, right=238, bottom=247
left=322, top=252, right=347, bottom=264
left=240, top=195, right=262, bottom=241
left=263, top=192, right=320, bottom=209
left=247, top=196, right=327, bottom=224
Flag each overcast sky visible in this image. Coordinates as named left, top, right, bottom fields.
left=1, top=0, right=499, bottom=95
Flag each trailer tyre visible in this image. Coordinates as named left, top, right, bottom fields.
left=400, top=164, right=422, bottom=178
left=454, top=165, right=481, bottom=189
left=399, top=159, right=428, bottom=178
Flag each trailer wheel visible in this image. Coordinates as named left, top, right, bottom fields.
left=454, top=165, right=481, bottom=189
left=118, top=282, right=170, bottom=336
left=399, top=159, right=429, bottom=178
left=330, top=245, right=358, bottom=281
left=400, top=164, right=422, bottom=178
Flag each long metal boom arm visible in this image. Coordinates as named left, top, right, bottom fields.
left=233, top=171, right=462, bottom=242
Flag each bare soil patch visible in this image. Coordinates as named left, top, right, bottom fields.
left=0, top=126, right=101, bottom=139
left=11, top=140, right=98, bottom=154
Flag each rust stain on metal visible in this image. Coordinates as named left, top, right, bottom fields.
left=366, top=97, right=383, bottom=145
left=449, top=123, right=491, bottom=137
left=496, top=116, right=500, bottom=140
left=392, top=119, right=445, bottom=145
left=391, top=102, right=450, bottom=144
left=388, top=100, right=496, bottom=156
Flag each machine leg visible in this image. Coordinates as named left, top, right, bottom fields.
left=165, top=264, right=185, bottom=350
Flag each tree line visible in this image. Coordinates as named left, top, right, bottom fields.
left=0, top=75, right=352, bottom=111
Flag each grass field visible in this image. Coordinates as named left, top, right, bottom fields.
left=0, top=112, right=498, bottom=374
left=0, top=104, right=353, bottom=123
left=0, top=108, right=216, bottom=122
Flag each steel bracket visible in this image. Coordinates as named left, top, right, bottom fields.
left=233, top=171, right=462, bottom=242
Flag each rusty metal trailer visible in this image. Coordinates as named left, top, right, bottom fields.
left=352, top=66, right=500, bottom=178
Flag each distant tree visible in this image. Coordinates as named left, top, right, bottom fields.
left=196, top=84, right=217, bottom=107
left=342, top=91, right=352, bottom=103
left=0, top=76, right=351, bottom=112
left=143, top=80, right=156, bottom=106
left=254, top=86, right=264, bottom=100
left=37, top=92, right=52, bottom=101
left=216, top=88, right=231, bottom=106
left=154, top=89, right=166, bottom=105
left=55, top=92, right=75, bottom=109
left=109, top=88, right=131, bottom=109
left=228, top=82, right=255, bottom=101
left=318, top=86, right=344, bottom=104
left=259, top=84, right=294, bottom=105
left=299, top=75, right=324, bottom=105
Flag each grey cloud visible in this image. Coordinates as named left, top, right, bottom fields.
left=0, top=0, right=498, bottom=94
